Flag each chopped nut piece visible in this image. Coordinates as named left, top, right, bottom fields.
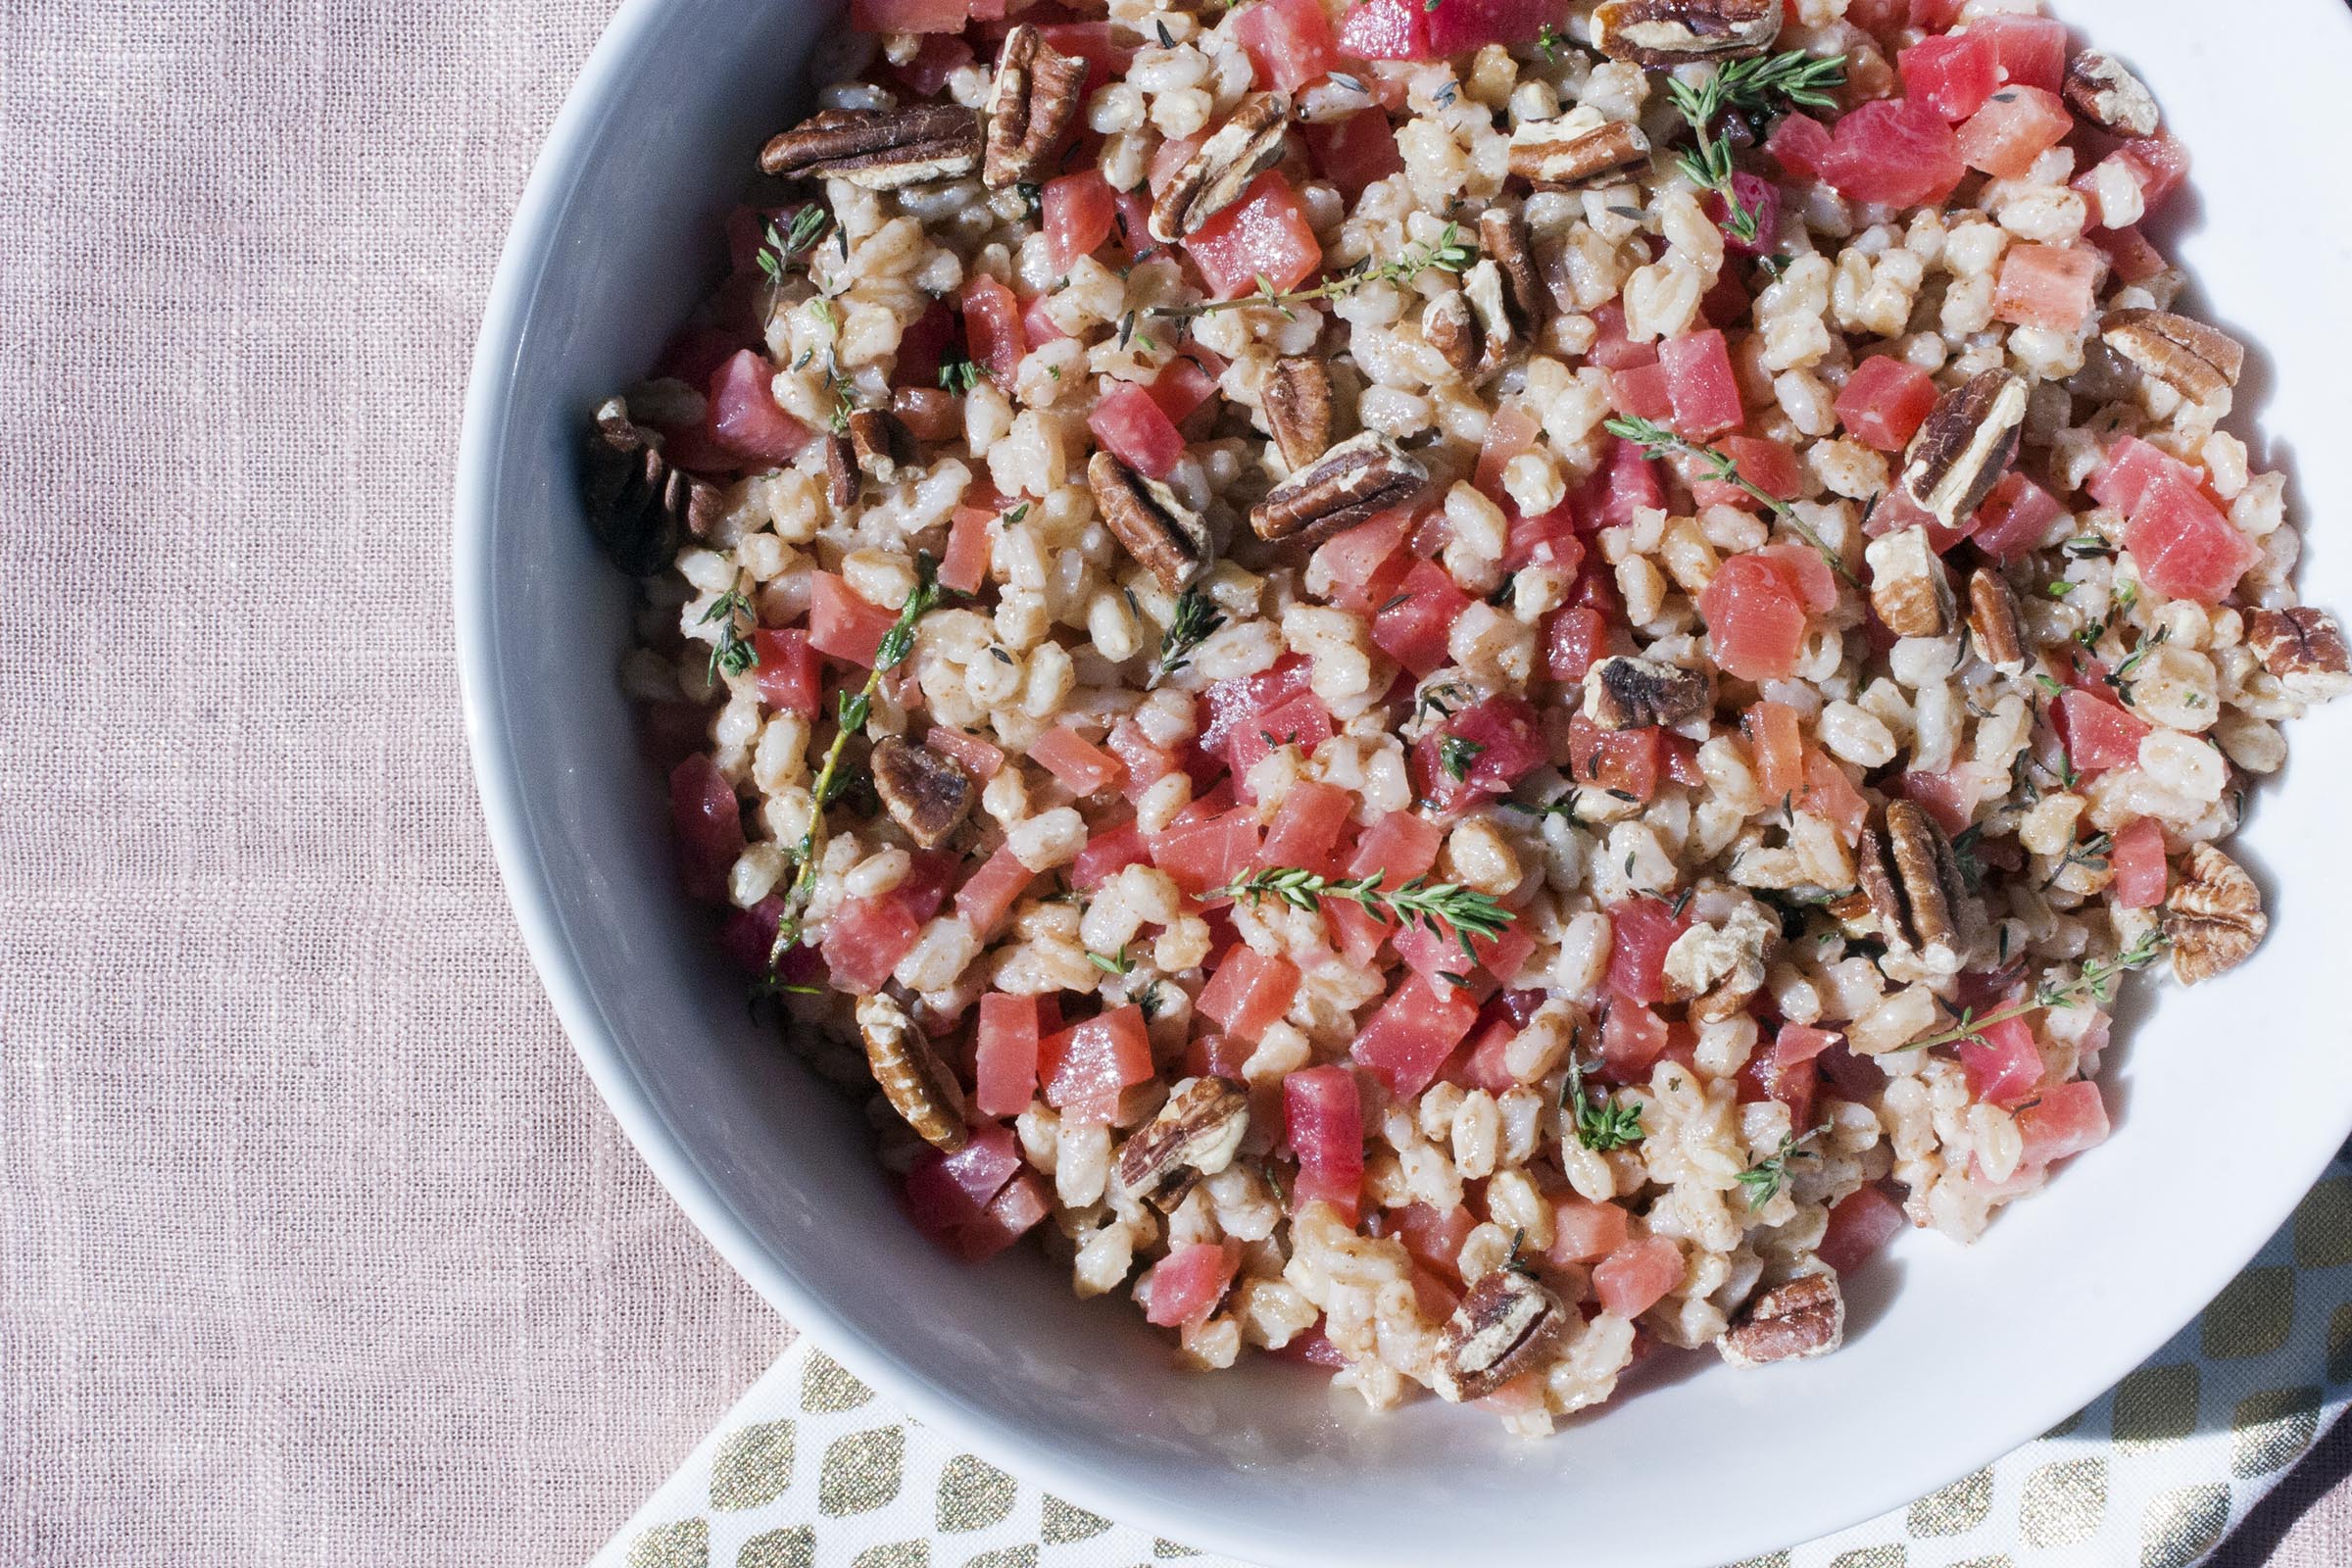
left=1424, top=270, right=1519, bottom=383
left=1248, top=431, right=1429, bottom=547
left=1584, top=656, right=1713, bottom=731
left=1432, top=1269, right=1566, bottom=1402
left=847, top=408, right=916, bottom=485
left=581, top=398, right=718, bottom=575
left=2102, top=309, right=2246, bottom=405
left=823, top=431, right=857, bottom=511
left=1149, top=93, right=1293, bottom=243
left=2165, top=843, right=2267, bottom=986
left=983, top=24, right=1088, bottom=189
left=1661, top=901, right=1774, bottom=1023
left=1262, top=358, right=1334, bottom=472
left=1899, top=369, right=2029, bottom=530
left=1965, top=567, right=2027, bottom=673
left=1477, top=208, right=1550, bottom=339
left=1592, top=0, right=1783, bottom=65
left=1112, top=1076, right=1250, bottom=1210
left=1423, top=290, right=1478, bottom=381
left=1087, top=451, right=1214, bottom=592
left=2247, top=607, right=2352, bottom=703
left=2062, top=49, right=2162, bottom=137
left=858, top=992, right=967, bottom=1150
left=1864, top=526, right=1957, bottom=639
left=871, top=735, right=975, bottom=849
left=1719, top=1273, right=1844, bottom=1367
left=1857, top=801, right=1970, bottom=971
left=759, top=105, right=983, bottom=189
left=1507, top=108, right=1653, bottom=188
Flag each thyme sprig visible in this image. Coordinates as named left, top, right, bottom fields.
left=1210, top=865, right=1515, bottom=963
left=1605, top=416, right=1860, bottom=588
left=753, top=204, right=829, bottom=283
left=699, top=577, right=760, bottom=683
left=1666, top=52, right=1845, bottom=246
left=937, top=353, right=990, bottom=395
left=1153, top=222, right=1476, bottom=323
left=764, top=554, right=950, bottom=973
left=1738, top=1123, right=1830, bottom=1207
left=1563, top=1047, right=1644, bottom=1152
left=1901, top=929, right=2170, bottom=1054
left=1150, top=584, right=1226, bottom=688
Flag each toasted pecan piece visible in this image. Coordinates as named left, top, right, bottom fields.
left=823, top=430, right=858, bottom=511
left=1864, top=525, right=1957, bottom=639
left=1507, top=108, right=1652, bottom=187
left=759, top=105, right=982, bottom=189
left=1432, top=1269, right=1566, bottom=1402
left=1584, top=656, right=1713, bottom=731
left=1248, top=431, right=1427, bottom=547
left=871, top=735, right=975, bottom=849
left=1149, top=93, right=1292, bottom=242
left=1592, top=0, right=1783, bottom=65
left=1857, top=800, right=1971, bottom=971
left=1262, top=358, right=1334, bottom=472
left=1965, top=567, right=2028, bottom=673
left=2062, top=49, right=2162, bottom=137
left=1898, top=368, right=2028, bottom=530
left=847, top=408, right=917, bottom=485
left=2247, top=606, right=2352, bottom=702
left=2165, top=843, right=2267, bottom=986
left=1088, top=451, right=1213, bottom=592
left=2102, top=309, right=2245, bottom=405
left=983, top=24, right=1089, bottom=188
left=581, top=398, right=720, bottom=575
left=1719, top=1273, right=1844, bottom=1367
left=1477, top=208, right=1550, bottom=339
left=858, top=992, right=967, bottom=1150
left=1112, top=1076, right=1250, bottom=1210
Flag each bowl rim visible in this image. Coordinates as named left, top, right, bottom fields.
left=455, top=3, right=2352, bottom=1563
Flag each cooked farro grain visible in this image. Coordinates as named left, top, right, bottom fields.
left=581, top=0, right=2341, bottom=1433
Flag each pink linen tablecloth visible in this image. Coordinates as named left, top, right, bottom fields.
left=0, top=2, right=2343, bottom=1563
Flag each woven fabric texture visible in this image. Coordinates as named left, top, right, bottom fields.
left=0, top=2, right=2344, bottom=1566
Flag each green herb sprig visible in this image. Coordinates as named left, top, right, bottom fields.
left=764, top=555, right=951, bottom=973
left=1605, top=416, right=1859, bottom=588
left=1210, top=865, right=1514, bottom=964
left=753, top=205, right=830, bottom=283
left=1563, top=1047, right=1644, bottom=1152
left=1901, top=929, right=2169, bottom=1054
left=1150, top=584, right=1227, bottom=688
left=699, top=577, right=760, bottom=683
left=1154, top=222, right=1476, bottom=324
left=1438, top=734, right=1486, bottom=783
left=1738, top=1123, right=1829, bottom=1207
left=937, top=353, right=990, bottom=395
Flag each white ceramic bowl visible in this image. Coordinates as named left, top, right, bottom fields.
left=457, top=4, right=2352, bottom=1562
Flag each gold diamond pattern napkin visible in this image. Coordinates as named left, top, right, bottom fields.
left=593, top=1154, right=2352, bottom=1568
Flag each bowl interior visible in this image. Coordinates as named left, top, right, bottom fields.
left=458, top=3, right=2352, bottom=1563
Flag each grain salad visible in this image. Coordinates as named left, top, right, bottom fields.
left=578, top=0, right=2347, bottom=1433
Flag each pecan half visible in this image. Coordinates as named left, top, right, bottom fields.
left=2247, top=607, right=2352, bottom=703
left=1899, top=369, right=2029, bottom=529
left=2062, top=50, right=2162, bottom=138
left=1112, top=1076, right=1250, bottom=1211
left=847, top=408, right=917, bottom=485
left=1660, top=901, right=1774, bottom=1023
left=2102, top=309, right=2245, bottom=406
left=1864, top=525, right=1957, bottom=639
left=1425, top=270, right=1520, bottom=383
left=858, top=992, right=967, bottom=1150
left=823, top=431, right=857, bottom=511
left=1584, top=656, right=1713, bottom=731
left=1248, top=431, right=1428, bottom=546
left=871, top=735, right=974, bottom=849
left=760, top=105, right=983, bottom=189
left=1262, top=358, right=1333, bottom=473
left=1149, top=92, right=1293, bottom=243
left=581, top=399, right=720, bottom=575
left=983, top=24, right=1088, bottom=189
left=1087, top=451, right=1213, bottom=592
left=1965, top=566, right=2027, bottom=673
left=1432, top=1269, right=1566, bottom=1403
left=1477, top=208, right=1551, bottom=339
left=1719, top=1273, right=1843, bottom=1367
left=1507, top=108, right=1652, bottom=188
left=1592, top=0, right=1783, bottom=65
left=1857, top=800, right=1970, bottom=971
left=2165, top=843, right=2267, bottom=986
